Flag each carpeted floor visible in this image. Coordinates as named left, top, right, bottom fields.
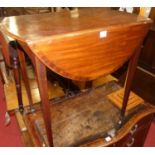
left=0, top=79, right=24, bottom=147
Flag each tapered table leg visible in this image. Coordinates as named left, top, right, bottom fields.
left=17, top=47, right=35, bottom=112
left=121, top=45, right=142, bottom=116
left=34, top=57, right=54, bottom=147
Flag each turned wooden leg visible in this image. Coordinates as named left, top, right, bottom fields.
left=0, top=66, right=5, bottom=84
left=121, top=45, right=142, bottom=116
left=35, top=57, right=53, bottom=146
left=12, top=53, right=24, bottom=112
left=17, top=48, right=35, bottom=112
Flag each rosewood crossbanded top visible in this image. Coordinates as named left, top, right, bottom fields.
left=1, top=8, right=152, bottom=81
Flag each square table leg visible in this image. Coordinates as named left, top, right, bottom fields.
left=34, top=57, right=54, bottom=147
left=17, top=47, right=35, bottom=113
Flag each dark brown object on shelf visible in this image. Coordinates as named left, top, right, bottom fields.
left=1, top=8, right=152, bottom=146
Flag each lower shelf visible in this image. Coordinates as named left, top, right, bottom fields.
left=22, top=81, right=155, bottom=146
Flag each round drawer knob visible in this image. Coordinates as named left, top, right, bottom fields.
left=130, top=124, right=138, bottom=135
left=126, top=137, right=135, bottom=147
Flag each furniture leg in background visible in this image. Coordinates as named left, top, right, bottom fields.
left=0, top=31, right=24, bottom=111
left=0, top=30, right=35, bottom=112
left=10, top=45, right=24, bottom=112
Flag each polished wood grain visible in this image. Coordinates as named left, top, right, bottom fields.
left=1, top=8, right=151, bottom=41
left=1, top=8, right=152, bottom=81
left=1, top=8, right=152, bottom=146
left=28, top=24, right=150, bottom=81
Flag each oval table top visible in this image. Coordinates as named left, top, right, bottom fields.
left=0, top=8, right=152, bottom=81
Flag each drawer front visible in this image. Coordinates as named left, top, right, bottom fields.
left=114, top=134, right=130, bottom=147
left=115, top=114, right=153, bottom=147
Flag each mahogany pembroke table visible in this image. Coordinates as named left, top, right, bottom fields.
left=0, top=8, right=154, bottom=146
